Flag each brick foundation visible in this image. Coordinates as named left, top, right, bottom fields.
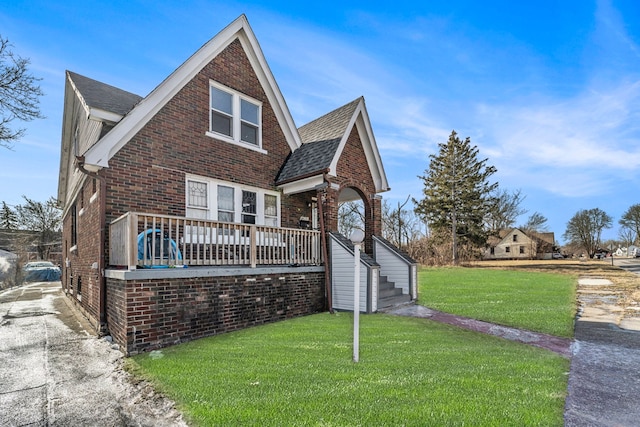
left=105, top=268, right=325, bottom=354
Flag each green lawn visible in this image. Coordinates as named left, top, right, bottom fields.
left=418, top=267, right=576, bottom=337
left=131, top=311, right=569, bottom=426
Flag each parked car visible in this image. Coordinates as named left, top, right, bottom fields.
left=23, top=261, right=61, bottom=282
left=593, top=252, right=608, bottom=260
left=552, top=253, right=565, bottom=259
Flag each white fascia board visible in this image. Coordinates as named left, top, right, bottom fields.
left=237, top=20, right=302, bottom=152
left=328, top=99, right=390, bottom=193
left=278, top=175, right=324, bottom=195
left=88, top=108, right=123, bottom=124
left=84, top=15, right=301, bottom=169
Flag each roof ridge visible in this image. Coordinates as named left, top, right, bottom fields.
left=298, top=97, right=362, bottom=144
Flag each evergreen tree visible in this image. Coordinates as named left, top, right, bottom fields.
left=413, top=130, right=497, bottom=264
left=0, top=201, right=18, bottom=229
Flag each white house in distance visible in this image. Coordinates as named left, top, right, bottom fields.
left=485, top=228, right=555, bottom=260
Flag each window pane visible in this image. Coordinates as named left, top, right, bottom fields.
left=212, top=112, right=232, bottom=136
left=240, top=122, right=257, bottom=145
left=218, top=211, right=234, bottom=222
left=241, top=99, right=258, bottom=124
left=264, top=194, right=277, bottom=217
left=242, top=191, right=256, bottom=214
left=242, top=214, right=256, bottom=224
left=218, top=185, right=234, bottom=222
left=187, top=180, right=207, bottom=208
left=211, top=87, right=232, bottom=114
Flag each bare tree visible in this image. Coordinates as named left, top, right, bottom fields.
left=521, top=212, right=549, bottom=232
left=619, top=204, right=640, bottom=246
left=484, top=188, right=527, bottom=234
left=15, top=196, right=61, bottom=260
left=0, top=36, right=44, bottom=149
left=338, top=200, right=364, bottom=238
left=563, top=208, right=612, bottom=258
left=382, top=196, right=424, bottom=248
left=618, top=225, right=636, bottom=248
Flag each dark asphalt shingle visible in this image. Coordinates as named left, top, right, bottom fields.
left=277, top=97, right=362, bottom=184
left=68, top=71, right=143, bottom=117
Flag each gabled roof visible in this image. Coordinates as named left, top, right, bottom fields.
left=490, top=228, right=555, bottom=247
left=277, top=97, right=389, bottom=194
left=66, top=71, right=142, bottom=121
left=82, top=14, right=302, bottom=170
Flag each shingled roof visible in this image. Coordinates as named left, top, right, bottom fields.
left=276, top=98, right=361, bottom=184
left=67, top=71, right=143, bottom=118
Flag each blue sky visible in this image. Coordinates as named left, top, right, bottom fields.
left=1, top=0, right=639, bottom=244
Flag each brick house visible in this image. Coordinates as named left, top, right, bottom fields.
left=485, top=228, right=555, bottom=260
left=57, top=15, right=416, bottom=354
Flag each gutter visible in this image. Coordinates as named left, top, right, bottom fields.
left=75, top=155, right=108, bottom=334
left=318, top=172, right=332, bottom=313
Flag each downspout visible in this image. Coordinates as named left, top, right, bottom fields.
left=76, top=155, right=108, bottom=334
left=318, top=173, right=332, bottom=313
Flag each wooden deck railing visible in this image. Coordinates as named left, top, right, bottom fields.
left=109, top=212, right=322, bottom=269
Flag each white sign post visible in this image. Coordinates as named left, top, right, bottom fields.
left=350, top=229, right=365, bottom=363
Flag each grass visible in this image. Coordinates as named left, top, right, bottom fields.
left=417, top=266, right=576, bottom=337
left=130, top=312, right=569, bottom=426
left=128, top=264, right=583, bottom=425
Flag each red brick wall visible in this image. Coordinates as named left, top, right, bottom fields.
left=62, top=177, right=103, bottom=329
left=103, top=38, right=292, bottom=226
left=106, top=271, right=325, bottom=354
left=322, top=126, right=382, bottom=254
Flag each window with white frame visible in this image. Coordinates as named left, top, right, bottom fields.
left=185, top=176, right=279, bottom=226
left=208, top=82, right=262, bottom=149
left=187, top=180, right=209, bottom=219
left=217, top=185, right=235, bottom=222
left=264, top=194, right=278, bottom=227
left=241, top=190, right=257, bottom=224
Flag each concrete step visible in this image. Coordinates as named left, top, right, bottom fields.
left=379, top=285, right=403, bottom=298
left=378, top=293, right=411, bottom=309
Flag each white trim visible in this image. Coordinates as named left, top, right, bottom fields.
left=328, top=99, right=389, bottom=193
left=83, top=15, right=301, bottom=169
left=208, top=81, right=265, bottom=151
left=278, top=175, right=324, bottom=195
left=205, top=131, right=268, bottom=154
left=185, top=174, right=280, bottom=226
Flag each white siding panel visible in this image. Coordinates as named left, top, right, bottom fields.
left=331, top=239, right=368, bottom=312
left=375, top=242, right=410, bottom=294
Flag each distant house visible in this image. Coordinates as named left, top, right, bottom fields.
left=57, top=15, right=417, bottom=355
left=485, top=228, right=555, bottom=260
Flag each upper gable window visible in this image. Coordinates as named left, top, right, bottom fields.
left=208, top=82, right=264, bottom=152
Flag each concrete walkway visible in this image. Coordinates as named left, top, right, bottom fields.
left=564, top=277, right=640, bottom=427
left=0, top=281, right=186, bottom=427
